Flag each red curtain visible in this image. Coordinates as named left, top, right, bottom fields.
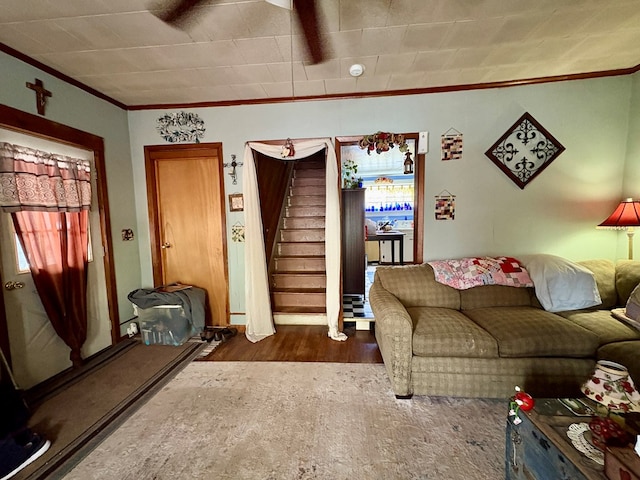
left=11, top=210, right=89, bottom=367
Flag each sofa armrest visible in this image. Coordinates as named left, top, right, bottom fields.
left=369, top=281, right=414, bottom=397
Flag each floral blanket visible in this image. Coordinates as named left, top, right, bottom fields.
left=427, top=256, right=534, bottom=290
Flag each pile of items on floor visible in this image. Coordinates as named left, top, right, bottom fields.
left=128, top=284, right=236, bottom=346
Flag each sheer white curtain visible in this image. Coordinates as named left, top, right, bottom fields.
left=243, top=139, right=346, bottom=342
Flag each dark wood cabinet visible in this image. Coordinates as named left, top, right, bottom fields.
left=341, top=188, right=366, bottom=295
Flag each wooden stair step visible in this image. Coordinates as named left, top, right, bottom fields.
left=292, top=176, right=325, bottom=187
left=272, top=273, right=326, bottom=289
left=279, top=229, right=325, bottom=242
left=273, top=305, right=326, bottom=314
left=286, top=205, right=325, bottom=217
left=293, top=168, right=325, bottom=178
left=288, top=195, right=325, bottom=206
left=282, top=217, right=325, bottom=229
left=274, top=257, right=326, bottom=272
left=295, top=159, right=325, bottom=169
left=272, top=290, right=326, bottom=308
left=277, top=242, right=325, bottom=256
left=290, top=185, right=325, bottom=196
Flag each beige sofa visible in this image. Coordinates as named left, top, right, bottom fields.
left=369, top=259, right=640, bottom=399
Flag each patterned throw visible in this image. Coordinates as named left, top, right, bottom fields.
left=428, top=256, right=534, bottom=290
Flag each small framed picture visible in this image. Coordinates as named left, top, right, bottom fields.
left=229, top=193, right=244, bottom=212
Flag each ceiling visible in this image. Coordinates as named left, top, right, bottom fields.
left=2, top=0, right=640, bottom=108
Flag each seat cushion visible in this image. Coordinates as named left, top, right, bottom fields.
left=557, top=309, right=640, bottom=345
left=408, top=307, right=498, bottom=358
left=464, top=306, right=599, bottom=358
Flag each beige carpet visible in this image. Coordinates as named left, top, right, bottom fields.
left=61, top=362, right=506, bottom=480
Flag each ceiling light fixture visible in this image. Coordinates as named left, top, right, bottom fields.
left=349, top=64, right=365, bottom=77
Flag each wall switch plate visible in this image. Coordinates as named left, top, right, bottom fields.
left=418, top=131, right=429, bottom=154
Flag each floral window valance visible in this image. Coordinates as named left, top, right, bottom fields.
left=0, top=142, right=91, bottom=212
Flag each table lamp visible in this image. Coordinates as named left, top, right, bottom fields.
left=598, top=198, right=640, bottom=259
left=581, top=360, right=640, bottom=449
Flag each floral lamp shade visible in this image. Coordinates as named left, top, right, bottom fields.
left=581, top=360, right=640, bottom=413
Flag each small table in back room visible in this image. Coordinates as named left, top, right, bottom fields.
left=366, top=231, right=405, bottom=265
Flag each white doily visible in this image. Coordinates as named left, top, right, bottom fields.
left=567, top=423, right=604, bottom=465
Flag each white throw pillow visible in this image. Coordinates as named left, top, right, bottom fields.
left=518, top=254, right=602, bottom=312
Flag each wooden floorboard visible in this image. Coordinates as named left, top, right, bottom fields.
left=199, top=324, right=382, bottom=363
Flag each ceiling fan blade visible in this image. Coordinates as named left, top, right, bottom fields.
left=292, top=0, right=325, bottom=64
left=158, top=0, right=207, bottom=25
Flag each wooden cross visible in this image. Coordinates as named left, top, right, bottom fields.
left=26, top=78, right=52, bottom=115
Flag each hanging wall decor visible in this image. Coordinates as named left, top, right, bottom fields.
left=231, top=223, right=245, bottom=243
left=281, top=138, right=295, bottom=158
left=358, top=132, right=408, bottom=155
left=484, top=112, right=565, bottom=189
left=156, top=111, right=205, bottom=143
left=229, top=193, right=244, bottom=212
left=435, top=191, right=456, bottom=220
left=441, top=128, right=463, bottom=161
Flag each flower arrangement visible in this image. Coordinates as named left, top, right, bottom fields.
left=342, top=158, right=359, bottom=188
left=359, top=132, right=408, bottom=155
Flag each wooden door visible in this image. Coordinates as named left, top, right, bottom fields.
left=145, top=144, right=229, bottom=327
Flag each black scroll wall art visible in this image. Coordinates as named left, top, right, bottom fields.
left=484, top=112, right=565, bottom=189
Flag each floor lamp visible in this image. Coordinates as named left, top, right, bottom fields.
left=598, top=198, right=640, bottom=259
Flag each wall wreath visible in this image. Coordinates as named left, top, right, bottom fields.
left=156, top=111, right=205, bottom=143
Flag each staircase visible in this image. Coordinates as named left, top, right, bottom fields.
left=271, top=159, right=327, bottom=320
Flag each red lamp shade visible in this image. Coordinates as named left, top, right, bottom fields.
left=598, top=198, right=640, bottom=260
left=598, top=198, right=640, bottom=228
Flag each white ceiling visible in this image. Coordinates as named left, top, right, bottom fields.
left=1, top=0, right=640, bottom=108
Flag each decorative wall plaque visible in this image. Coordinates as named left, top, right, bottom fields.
left=485, top=112, right=565, bottom=189
left=156, top=111, right=205, bottom=143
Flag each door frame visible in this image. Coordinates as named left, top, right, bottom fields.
left=143, top=142, right=230, bottom=326
left=335, top=133, right=425, bottom=264
left=0, top=104, right=120, bottom=365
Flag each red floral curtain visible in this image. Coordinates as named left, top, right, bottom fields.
left=0, top=142, right=91, bottom=367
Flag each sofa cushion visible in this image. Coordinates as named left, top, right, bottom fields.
left=557, top=309, right=640, bottom=345
left=460, top=285, right=534, bottom=310
left=464, top=306, right=599, bottom=358
left=597, top=341, right=640, bottom=387
left=374, top=264, right=460, bottom=309
left=576, top=259, right=616, bottom=308
left=616, top=260, right=640, bottom=306
left=408, top=307, right=498, bottom=358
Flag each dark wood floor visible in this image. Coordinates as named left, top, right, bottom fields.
left=199, top=324, right=383, bottom=363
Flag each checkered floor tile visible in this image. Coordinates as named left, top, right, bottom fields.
left=343, top=264, right=376, bottom=318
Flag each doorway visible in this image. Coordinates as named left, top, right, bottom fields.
left=0, top=105, right=119, bottom=389
left=335, top=134, right=425, bottom=322
left=144, top=143, right=229, bottom=327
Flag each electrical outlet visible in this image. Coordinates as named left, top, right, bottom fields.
left=418, top=131, right=429, bottom=154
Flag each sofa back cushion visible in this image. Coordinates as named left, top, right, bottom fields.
left=577, top=259, right=617, bottom=309
left=460, top=284, right=534, bottom=310
left=615, top=260, right=640, bottom=306
left=374, top=264, right=460, bottom=309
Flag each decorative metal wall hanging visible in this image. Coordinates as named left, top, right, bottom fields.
left=435, top=190, right=455, bottom=220
left=156, top=111, right=205, bottom=143
left=224, top=154, right=243, bottom=185
left=359, top=132, right=408, bottom=155
left=441, top=128, right=463, bottom=161
left=485, top=112, right=565, bottom=189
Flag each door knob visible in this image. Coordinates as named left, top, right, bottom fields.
left=161, top=242, right=172, bottom=249
left=4, top=281, right=25, bottom=291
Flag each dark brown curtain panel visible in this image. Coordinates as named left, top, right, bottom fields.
left=12, top=210, right=89, bottom=367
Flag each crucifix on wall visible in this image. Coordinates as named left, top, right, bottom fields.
left=26, top=78, right=52, bottom=115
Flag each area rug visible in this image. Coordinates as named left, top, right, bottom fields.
left=61, top=362, right=506, bottom=479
